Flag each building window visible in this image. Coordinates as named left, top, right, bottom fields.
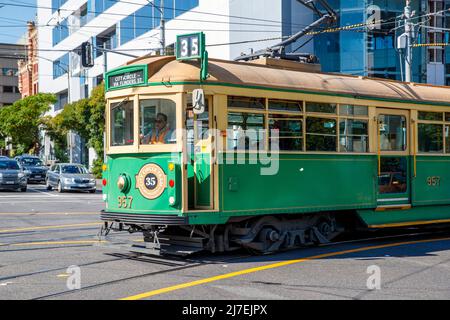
left=119, top=15, right=135, bottom=45
left=118, top=0, right=199, bottom=45
left=1, top=68, right=18, bottom=76
left=53, top=53, right=69, bottom=79
left=96, top=27, right=117, bottom=57
left=55, top=91, right=68, bottom=111
left=52, top=19, right=69, bottom=46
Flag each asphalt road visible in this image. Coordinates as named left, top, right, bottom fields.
left=1, top=184, right=450, bottom=300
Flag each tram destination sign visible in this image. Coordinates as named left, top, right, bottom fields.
left=105, top=65, right=148, bottom=91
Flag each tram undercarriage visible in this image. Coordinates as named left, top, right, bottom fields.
left=100, top=213, right=344, bottom=256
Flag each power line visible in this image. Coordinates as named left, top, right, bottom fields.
left=0, top=1, right=320, bottom=29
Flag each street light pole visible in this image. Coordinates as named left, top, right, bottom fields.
left=160, top=0, right=165, bottom=55
left=404, top=0, right=414, bottom=82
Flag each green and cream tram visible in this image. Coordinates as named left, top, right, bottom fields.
left=101, top=44, right=450, bottom=254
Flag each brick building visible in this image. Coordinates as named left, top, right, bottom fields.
left=18, top=21, right=38, bottom=98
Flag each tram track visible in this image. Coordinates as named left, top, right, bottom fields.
left=20, top=227, right=450, bottom=300
left=31, top=253, right=253, bottom=300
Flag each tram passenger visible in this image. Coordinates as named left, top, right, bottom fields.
left=141, top=113, right=174, bottom=144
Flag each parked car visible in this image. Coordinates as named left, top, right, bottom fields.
left=46, top=163, right=96, bottom=193
left=14, top=155, right=48, bottom=184
left=0, top=159, right=27, bottom=192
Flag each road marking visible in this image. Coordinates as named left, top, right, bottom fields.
left=0, top=222, right=102, bottom=234
left=28, top=188, right=59, bottom=197
left=120, top=236, right=450, bottom=300
left=0, top=240, right=107, bottom=247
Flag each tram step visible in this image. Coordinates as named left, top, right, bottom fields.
left=375, top=204, right=412, bottom=211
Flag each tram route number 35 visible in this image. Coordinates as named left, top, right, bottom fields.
left=427, top=176, right=441, bottom=187
left=177, top=33, right=202, bottom=59
left=118, top=196, right=133, bottom=208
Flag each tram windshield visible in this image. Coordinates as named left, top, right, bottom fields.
left=111, top=100, right=134, bottom=146
left=139, top=99, right=177, bottom=145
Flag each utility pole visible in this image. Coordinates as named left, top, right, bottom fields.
left=160, top=0, right=165, bottom=55
left=404, top=0, right=414, bottom=82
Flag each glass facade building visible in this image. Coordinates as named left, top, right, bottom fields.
left=313, top=0, right=426, bottom=82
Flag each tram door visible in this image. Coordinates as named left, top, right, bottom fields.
left=376, top=108, right=411, bottom=208
left=186, top=96, right=214, bottom=210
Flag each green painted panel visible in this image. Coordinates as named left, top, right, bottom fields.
left=412, top=156, right=450, bottom=206
left=358, top=205, right=450, bottom=227
left=219, top=153, right=377, bottom=214
left=195, top=152, right=211, bottom=207
left=104, top=153, right=182, bottom=215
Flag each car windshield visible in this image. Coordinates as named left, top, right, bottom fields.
left=61, top=165, right=88, bottom=174
left=0, top=161, right=20, bottom=170
left=20, top=158, right=43, bottom=166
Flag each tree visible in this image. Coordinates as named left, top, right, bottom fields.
left=0, top=93, right=56, bottom=155
left=87, top=85, right=106, bottom=177
left=46, top=84, right=105, bottom=177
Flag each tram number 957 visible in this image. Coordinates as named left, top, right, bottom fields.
left=118, top=196, right=133, bottom=208
left=427, top=176, right=441, bottom=187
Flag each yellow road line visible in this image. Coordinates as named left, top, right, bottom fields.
left=121, top=236, right=450, bottom=300
left=0, top=222, right=102, bottom=234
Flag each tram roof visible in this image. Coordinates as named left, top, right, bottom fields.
left=125, top=55, right=450, bottom=106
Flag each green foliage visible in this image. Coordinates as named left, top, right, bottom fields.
left=46, top=84, right=105, bottom=177
left=0, top=93, right=56, bottom=155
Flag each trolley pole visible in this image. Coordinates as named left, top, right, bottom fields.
left=404, top=0, right=414, bottom=82
left=160, top=0, right=165, bottom=55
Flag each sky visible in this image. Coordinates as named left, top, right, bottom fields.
left=0, top=0, right=37, bottom=44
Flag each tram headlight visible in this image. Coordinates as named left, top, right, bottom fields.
left=117, top=174, right=130, bottom=193
left=169, top=196, right=175, bottom=205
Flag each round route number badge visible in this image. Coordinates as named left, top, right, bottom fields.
left=135, top=163, right=167, bottom=199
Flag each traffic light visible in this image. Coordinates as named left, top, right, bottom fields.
left=81, top=40, right=94, bottom=68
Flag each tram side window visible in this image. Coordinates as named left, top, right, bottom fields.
left=228, top=96, right=265, bottom=110
left=269, top=115, right=303, bottom=151
left=306, top=117, right=337, bottom=151
left=417, top=111, right=449, bottom=153
left=111, top=101, right=134, bottom=146
left=339, top=119, right=369, bottom=152
left=139, top=99, right=177, bottom=145
left=418, top=123, right=443, bottom=153
left=227, top=112, right=265, bottom=150
left=306, top=102, right=337, bottom=114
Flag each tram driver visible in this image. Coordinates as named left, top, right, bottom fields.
left=141, top=113, right=174, bottom=144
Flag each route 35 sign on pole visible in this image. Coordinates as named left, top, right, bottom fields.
left=176, top=32, right=208, bottom=81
